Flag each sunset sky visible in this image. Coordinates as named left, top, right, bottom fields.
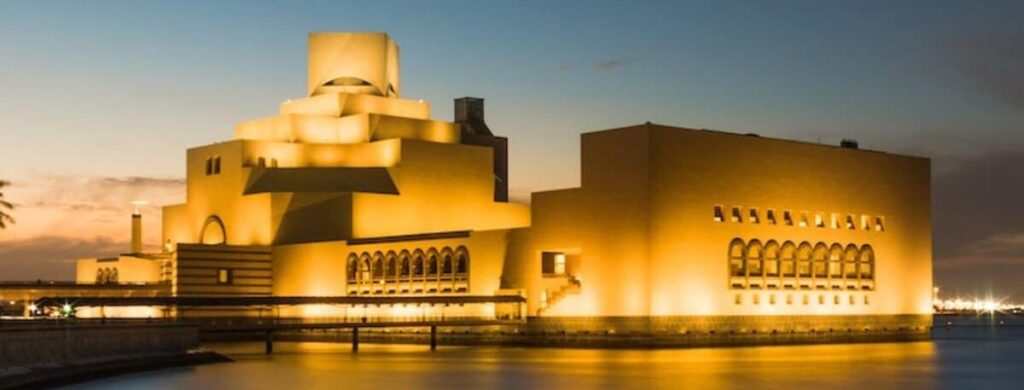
left=0, top=1, right=1022, bottom=299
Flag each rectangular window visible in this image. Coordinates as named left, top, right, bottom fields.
left=766, top=209, right=777, bottom=225
left=861, top=215, right=871, bottom=230
left=731, top=207, right=742, bottom=223
left=830, top=213, right=839, bottom=229
left=814, top=213, right=825, bottom=228
left=217, top=269, right=233, bottom=284
left=846, top=215, right=856, bottom=230
left=713, top=205, right=724, bottom=222
left=875, top=216, right=885, bottom=232
left=799, top=212, right=809, bottom=228
left=749, top=208, right=759, bottom=224
left=798, top=259, right=812, bottom=278
left=783, top=210, right=793, bottom=226
left=541, top=252, right=563, bottom=275
left=553, top=253, right=566, bottom=275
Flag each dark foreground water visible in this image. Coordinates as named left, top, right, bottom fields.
left=64, top=318, right=1024, bottom=390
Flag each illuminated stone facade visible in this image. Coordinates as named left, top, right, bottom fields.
left=76, top=32, right=932, bottom=339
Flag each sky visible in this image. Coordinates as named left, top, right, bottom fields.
left=0, top=0, right=1021, bottom=300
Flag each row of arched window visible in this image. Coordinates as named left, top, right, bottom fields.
left=728, top=239, right=875, bottom=291
left=95, top=267, right=119, bottom=284
left=714, top=205, right=885, bottom=232
left=346, top=246, right=470, bottom=295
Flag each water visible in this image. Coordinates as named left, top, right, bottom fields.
left=64, top=321, right=1024, bottom=390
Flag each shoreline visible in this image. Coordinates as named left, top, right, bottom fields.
left=0, top=350, right=231, bottom=390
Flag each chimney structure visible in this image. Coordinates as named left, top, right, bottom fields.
left=130, top=201, right=146, bottom=253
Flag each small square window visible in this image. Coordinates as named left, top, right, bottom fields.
left=713, top=205, right=724, bottom=222
left=749, top=208, right=760, bottom=224
left=217, top=269, right=233, bottom=284
left=731, top=207, right=742, bottom=223
left=766, top=209, right=777, bottom=225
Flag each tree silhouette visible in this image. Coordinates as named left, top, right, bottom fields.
left=0, top=180, right=15, bottom=229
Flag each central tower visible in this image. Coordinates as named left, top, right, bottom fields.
left=307, top=32, right=400, bottom=97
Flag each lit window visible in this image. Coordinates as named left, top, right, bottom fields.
left=542, top=252, right=566, bottom=275
left=769, top=294, right=776, bottom=305
left=753, top=294, right=761, bottom=304
left=766, top=209, right=777, bottom=225
left=814, top=213, right=825, bottom=228
left=830, top=213, right=839, bottom=229
left=818, top=295, right=826, bottom=305
left=554, top=253, right=566, bottom=275
left=713, top=205, right=724, bottom=222
left=735, top=294, right=742, bottom=304
left=217, top=269, right=233, bottom=284
left=861, top=215, right=870, bottom=231
left=731, top=207, right=742, bottom=223
left=849, top=295, right=856, bottom=305
left=875, top=217, right=885, bottom=232
left=749, top=208, right=760, bottom=224
left=799, top=212, right=809, bottom=228
left=802, top=294, right=809, bottom=305
left=786, top=294, right=793, bottom=305
left=783, top=211, right=794, bottom=226
left=846, top=215, right=856, bottom=230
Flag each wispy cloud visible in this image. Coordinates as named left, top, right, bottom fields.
left=0, top=236, right=126, bottom=280
left=594, top=58, right=634, bottom=72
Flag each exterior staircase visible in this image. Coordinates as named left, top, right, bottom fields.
left=538, top=275, right=581, bottom=315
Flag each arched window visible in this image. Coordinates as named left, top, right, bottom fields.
left=813, top=243, right=829, bottom=279
left=399, top=251, right=411, bottom=277
left=764, top=241, right=780, bottom=277
left=455, top=247, right=469, bottom=275
left=859, top=245, right=874, bottom=280
left=728, top=238, right=746, bottom=278
left=372, top=253, right=384, bottom=279
left=781, top=241, right=797, bottom=278
left=359, top=254, right=371, bottom=283
left=797, top=242, right=813, bottom=278
left=96, top=268, right=106, bottom=284
left=844, top=245, right=859, bottom=279
left=412, top=252, right=424, bottom=277
left=746, top=240, right=763, bottom=278
left=829, top=244, right=844, bottom=278
left=346, top=254, right=359, bottom=282
left=426, top=254, right=438, bottom=276
left=386, top=252, right=398, bottom=280
left=441, top=254, right=452, bottom=274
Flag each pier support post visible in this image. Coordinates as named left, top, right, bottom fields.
left=352, top=327, right=359, bottom=352
left=430, top=325, right=437, bottom=351
left=265, top=330, right=273, bottom=355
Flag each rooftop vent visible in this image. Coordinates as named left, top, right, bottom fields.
left=840, top=139, right=859, bottom=149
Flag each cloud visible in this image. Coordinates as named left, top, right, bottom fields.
left=594, top=58, right=634, bottom=72
left=0, top=236, right=127, bottom=280
left=933, top=150, right=1024, bottom=299
left=0, top=173, right=184, bottom=247
left=943, top=32, right=1024, bottom=111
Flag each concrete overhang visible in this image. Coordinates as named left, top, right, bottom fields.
left=244, top=167, right=399, bottom=195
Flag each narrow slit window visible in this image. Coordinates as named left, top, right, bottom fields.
left=875, top=216, right=885, bottom=232
left=713, top=205, right=724, bottom=222
left=861, top=215, right=871, bottom=231
left=783, top=210, right=794, bottom=226
left=731, top=207, right=742, bottom=223
left=846, top=215, right=856, bottom=230
left=830, top=213, right=839, bottom=229
left=814, top=213, right=825, bottom=228
left=766, top=209, right=777, bottom=225
left=749, top=208, right=759, bottom=224
left=799, top=212, right=809, bottom=228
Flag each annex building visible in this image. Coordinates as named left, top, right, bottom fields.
left=70, top=32, right=933, bottom=343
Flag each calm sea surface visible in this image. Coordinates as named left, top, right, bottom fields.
left=64, top=317, right=1024, bottom=390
